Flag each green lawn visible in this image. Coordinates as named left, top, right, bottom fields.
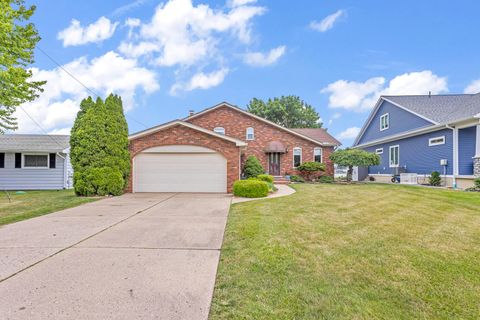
left=210, top=184, right=480, bottom=319
left=0, top=189, right=98, bottom=226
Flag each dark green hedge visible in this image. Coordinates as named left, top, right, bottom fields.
left=233, top=180, right=269, bottom=198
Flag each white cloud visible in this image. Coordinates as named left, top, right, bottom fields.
left=14, top=51, right=159, bottom=134
left=244, top=45, right=286, bottom=67
left=58, top=17, right=119, bottom=47
left=310, top=10, right=345, bottom=32
left=170, top=68, right=229, bottom=94
left=112, top=0, right=149, bottom=17
left=464, top=79, right=480, bottom=94
left=228, top=0, right=257, bottom=7
left=332, top=112, right=342, bottom=119
left=338, top=127, right=360, bottom=140
left=322, top=71, right=448, bottom=111
left=119, top=0, right=266, bottom=66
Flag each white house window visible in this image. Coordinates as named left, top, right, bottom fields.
left=380, top=113, right=389, bottom=131
left=429, top=136, right=445, bottom=146
left=389, top=145, right=399, bottom=167
left=375, top=148, right=383, bottom=154
left=246, top=127, right=254, bottom=140
left=23, top=154, right=49, bottom=168
left=314, top=147, right=322, bottom=163
left=293, top=148, right=302, bottom=167
left=214, top=127, right=225, bottom=135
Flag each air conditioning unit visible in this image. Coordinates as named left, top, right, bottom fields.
left=400, top=173, right=418, bottom=185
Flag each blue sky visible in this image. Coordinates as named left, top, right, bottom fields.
left=17, top=0, right=480, bottom=145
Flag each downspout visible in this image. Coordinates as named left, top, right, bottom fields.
left=446, top=125, right=457, bottom=189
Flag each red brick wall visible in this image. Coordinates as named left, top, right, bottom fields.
left=187, top=106, right=335, bottom=177
left=128, top=124, right=241, bottom=193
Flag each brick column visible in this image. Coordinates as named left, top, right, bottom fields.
left=475, top=124, right=480, bottom=177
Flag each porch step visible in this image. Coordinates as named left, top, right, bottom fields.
left=273, top=176, right=290, bottom=185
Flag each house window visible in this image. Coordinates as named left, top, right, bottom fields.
left=0, top=153, right=4, bottom=168
left=375, top=148, right=383, bottom=154
left=389, top=145, right=399, bottom=168
left=213, top=127, right=225, bottom=135
left=293, top=147, right=302, bottom=167
left=246, top=127, right=254, bottom=140
left=380, top=113, right=389, bottom=131
left=23, top=154, right=49, bottom=168
left=314, top=147, right=322, bottom=163
left=429, top=136, right=445, bottom=146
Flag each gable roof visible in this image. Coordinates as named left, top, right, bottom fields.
left=0, top=134, right=70, bottom=152
left=353, top=93, right=480, bottom=146
left=184, top=101, right=341, bottom=146
left=289, top=128, right=341, bottom=146
left=128, top=120, right=247, bottom=146
left=384, top=93, right=480, bottom=124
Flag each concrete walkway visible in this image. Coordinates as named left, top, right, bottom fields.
left=0, top=193, right=231, bottom=320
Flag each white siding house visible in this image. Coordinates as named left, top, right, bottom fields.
left=0, top=135, right=73, bottom=190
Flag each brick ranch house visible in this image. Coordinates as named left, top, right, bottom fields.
left=127, top=102, right=341, bottom=193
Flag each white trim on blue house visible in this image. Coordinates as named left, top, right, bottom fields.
left=380, top=113, right=389, bottom=131
left=353, top=97, right=438, bottom=146
left=428, top=136, right=446, bottom=146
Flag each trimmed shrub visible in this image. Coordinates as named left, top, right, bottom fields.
left=290, top=175, right=305, bottom=183
left=318, top=175, right=334, bottom=183
left=296, top=161, right=325, bottom=181
left=256, top=174, right=274, bottom=183
left=429, top=171, right=442, bottom=186
left=243, top=156, right=264, bottom=178
left=233, top=180, right=269, bottom=198
left=74, top=167, right=124, bottom=196
left=369, top=176, right=376, bottom=182
left=475, top=177, right=480, bottom=189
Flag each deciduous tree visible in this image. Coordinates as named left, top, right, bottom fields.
left=329, top=149, right=380, bottom=182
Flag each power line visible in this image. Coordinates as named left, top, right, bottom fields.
left=35, top=46, right=150, bottom=129
left=19, top=106, right=67, bottom=149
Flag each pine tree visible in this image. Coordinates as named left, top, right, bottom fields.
left=70, top=94, right=130, bottom=196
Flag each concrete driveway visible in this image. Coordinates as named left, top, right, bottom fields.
left=0, top=193, right=231, bottom=320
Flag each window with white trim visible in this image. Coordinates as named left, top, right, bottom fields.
left=428, top=136, right=445, bottom=146
left=246, top=127, right=254, bottom=140
left=375, top=148, right=383, bottom=154
left=293, top=147, right=302, bottom=167
left=380, top=113, right=389, bottom=131
left=314, top=147, right=322, bottom=163
left=23, top=154, right=49, bottom=168
left=213, top=127, right=225, bottom=135
left=389, top=145, right=399, bottom=167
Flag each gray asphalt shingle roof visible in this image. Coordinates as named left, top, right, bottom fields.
left=384, top=93, right=480, bottom=124
left=0, top=134, right=70, bottom=152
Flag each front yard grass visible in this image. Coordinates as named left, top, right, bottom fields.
left=0, top=189, right=98, bottom=226
left=210, top=184, right=480, bottom=319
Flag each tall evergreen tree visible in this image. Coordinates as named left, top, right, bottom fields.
left=70, top=94, right=130, bottom=196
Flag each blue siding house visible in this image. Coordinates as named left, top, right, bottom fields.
left=0, top=135, right=73, bottom=190
left=353, top=93, right=480, bottom=188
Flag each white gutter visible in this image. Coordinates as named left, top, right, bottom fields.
left=446, top=125, right=458, bottom=189
left=56, top=152, right=68, bottom=189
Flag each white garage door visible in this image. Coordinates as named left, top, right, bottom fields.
left=133, top=146, right=227, bottom=193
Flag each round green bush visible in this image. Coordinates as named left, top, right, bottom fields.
left=256, top=174, right=274, bottom=183
left=243, top=156, right=264, bottom=178
left=233, top=180, right=269, bottom=198
left=290, top=175, right=305, bottom=183
left=74, top=167, right=124, bottom=196
left=318, top=175, right=334, bottom=183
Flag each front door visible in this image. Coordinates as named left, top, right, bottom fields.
left=268, top=153, right=281, bottom=176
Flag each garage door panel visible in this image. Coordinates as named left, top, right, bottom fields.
left=134, top=152, right=227, bottom=193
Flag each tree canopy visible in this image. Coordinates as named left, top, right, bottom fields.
left=329, top=149, right=380, bottom=182
left=70, top=94, right=130, bottom=196
left=246, top=96, right=322, bottom=128
left=0, top=0, right=45, bottom=133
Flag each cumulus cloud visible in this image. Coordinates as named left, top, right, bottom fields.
left=338, top=127, right=361, bottom=140
left=170, top=68, right=229, bottom=95
left=464, top=79, right=480, bottom=94
left=322, top=71, right=448, bottom=111
left=58, top=17, right=119, bottom=47
left=244, top=46, right=286, bottom=67
left=14, top=51, right=159, bottom=134
left=228, top=0, right=257, bottom=7
left=310, top=10, right=345, bottom=32
left=119, top=0, right=265, bottom=66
